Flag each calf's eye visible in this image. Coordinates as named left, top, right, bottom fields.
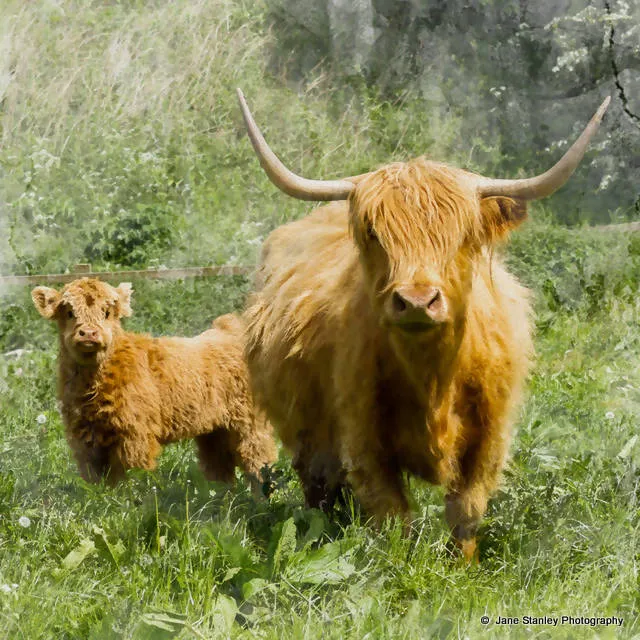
left=105, top=309, right=110, bottom=319
left=67, top=310, right=74, bottom=319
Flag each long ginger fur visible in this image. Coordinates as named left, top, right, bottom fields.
left=245, top=159, right=533, bottom=561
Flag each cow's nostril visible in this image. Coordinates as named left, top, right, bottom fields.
left=427, top=290, right=441, bottom=309
left=392, top=292, right=407, bottom=314
left=79, top=329, right=85, bottom=337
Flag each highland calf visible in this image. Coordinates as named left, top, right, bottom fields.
left=32, top=277, right=276, bottom=487
left=238, top=89, right=609, bottom=561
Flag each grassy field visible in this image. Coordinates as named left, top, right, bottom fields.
left=1, top=1, right=639, bottom=638
left=1, top=224, right=639, bottom=639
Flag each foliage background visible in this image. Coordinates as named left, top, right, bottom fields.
left=0, top=0, right=638, bottom=276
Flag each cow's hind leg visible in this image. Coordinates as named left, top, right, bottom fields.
left=195, top=429, right=237, bottom=484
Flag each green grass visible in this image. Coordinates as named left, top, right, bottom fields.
left=1, top=223, right=639, bottom=639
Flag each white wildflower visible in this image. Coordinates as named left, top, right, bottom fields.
left=18, top=516, right=31, bottom=528
left=605, top=411, right=615, bottom=420
left=598, top=173, right=613, bottom=191
left=36, top=414, right=47, bottom=425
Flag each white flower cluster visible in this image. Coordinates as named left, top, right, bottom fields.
left=552, top=48, right=588, bottom=74
left=0, top=584, right=18, bottom=595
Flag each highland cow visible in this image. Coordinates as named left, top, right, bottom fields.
left=237, top=89, right=609, bottom=561
left=32, top=277, right=276, bottom=487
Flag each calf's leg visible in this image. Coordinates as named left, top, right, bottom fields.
left=69, top=440, right=126, bottom=485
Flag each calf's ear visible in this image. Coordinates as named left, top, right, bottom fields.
left=116, top=282, right=133, bottom=317
left=479, top=196, right=528, bottom=244
left=31, top=287, right=62, bottom=319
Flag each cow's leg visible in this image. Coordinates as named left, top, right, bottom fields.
left=346, top=451, right=409, bottom=528
left=334, top=356, right=410, bottom=527
left=446, top=395, right=514, bottom=563
left=293, top=434, right=346, bottom=513
left=195, top=430, right=236, bottom=484
left=341, top=412, right=409, bottom=525
left=104, top=450, right=126, bottom=486
left=68, top=438, right=127, bottom=485
left=444, top=490, right=485, bottom=563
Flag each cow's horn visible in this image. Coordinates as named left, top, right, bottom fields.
left=476, top=96, right=610, bottom=200
left=236, top=89, right=356, bottom=201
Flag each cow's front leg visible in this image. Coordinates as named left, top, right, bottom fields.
left=445, top=406, right=513, bottom=563
left=346, top=451, right=409, bottom=528
left=444, top=490, right=485, bottom=563
left=68, top=439, right=111, bottom=483
left=293, top=429, right=346, bottom=513
left=333, top=340, right=410, bottom=526
left=340, top=416, right=410, bottom=527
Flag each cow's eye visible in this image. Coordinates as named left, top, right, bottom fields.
left=105, top=309, right=110, bottom=319
left=365, top=222, right=377, bottom=241
left=67, top=309, right=73, bottom=319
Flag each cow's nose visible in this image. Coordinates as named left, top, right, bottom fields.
left=390, top=286, right=447, bottom=325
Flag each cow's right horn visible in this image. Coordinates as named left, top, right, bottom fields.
left=236, top=89, right=356, bottom=201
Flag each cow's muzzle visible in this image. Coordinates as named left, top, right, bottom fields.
left=387, top=286, right=448, bottom=330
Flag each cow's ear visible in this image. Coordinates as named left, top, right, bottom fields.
left=31, top=286, right=62, bottom=319
left=116, top=282, right=133, bottom=317
left=479, top=196, right=528, bottom=243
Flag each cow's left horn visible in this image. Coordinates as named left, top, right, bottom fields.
left=476, top=96, right=610, bottom=200
left=236, top=89, right=356, bottom=201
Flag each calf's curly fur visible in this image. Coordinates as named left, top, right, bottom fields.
left=32, top=277, right=276, bottom=486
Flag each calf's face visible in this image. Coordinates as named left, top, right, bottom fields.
left=32, top=278, right=133, bottom=365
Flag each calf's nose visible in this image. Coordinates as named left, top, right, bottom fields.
left=78, top=327, right=99, bottom=341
